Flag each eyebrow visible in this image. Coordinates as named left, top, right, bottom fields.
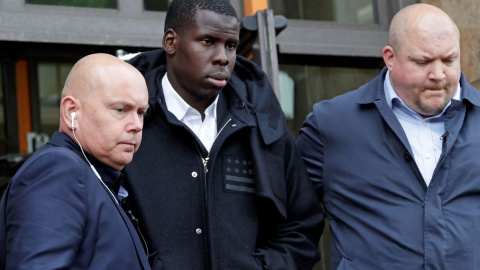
left=203, top=33, right=239, bottom=43
left=445, top=51, right=459, bottom=58
left=109, top=99, right=148, bottom=110
left=411, top=50, right=459, bottom=60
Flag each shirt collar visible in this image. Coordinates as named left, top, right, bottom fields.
left=88, top=151, right=123, bottom=191
left=162, top=73, right=218, bottom=121
left=384, top=70, right=461, bottom=117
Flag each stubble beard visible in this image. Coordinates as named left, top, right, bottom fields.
left=415, top=84, right=450, bottom=117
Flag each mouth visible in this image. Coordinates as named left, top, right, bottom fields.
left=423, top=85, right=446, bottom=91
left=120, top=142, right=136, bottom=150
left=208, top=73, right=229, bottom=88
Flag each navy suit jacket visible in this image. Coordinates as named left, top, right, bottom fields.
left=0, top=132, right=150, bottom=270
left=297, top=67, right=480, bottom=269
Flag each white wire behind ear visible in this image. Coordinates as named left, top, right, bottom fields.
left=70, top=111, right=118, bottom=204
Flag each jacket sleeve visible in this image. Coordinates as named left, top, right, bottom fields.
left=3, top=150, right=87, bottom=269
left=296, top=106, right=325, bottom=196
left=254, top=132, right=325, bottom=270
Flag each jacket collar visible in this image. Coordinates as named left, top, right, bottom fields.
left=231, top=55, right=286, bottom=145
left=129, top=49, right=285, bottom=145
left=47, top=131, right=122, bottom=190
left=459, top=73, right=480, bottom=107
left=357, top=66, right=480, bottom=108
left=45, top=132, right=149, bottom=269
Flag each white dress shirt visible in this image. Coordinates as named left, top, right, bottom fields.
left=384, top=71, right=461, bottom=186
left=162, top=73, right=218, bottom=152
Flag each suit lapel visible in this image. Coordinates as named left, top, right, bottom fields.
left=105, top=190, right=150, bottom=270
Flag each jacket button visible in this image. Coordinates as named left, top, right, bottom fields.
left=192, top=172, right=198, bottom=178
left=236, top=101, right=245, bottom=109
left=403, top=151, right=412, bottom=162
left=196, top=228, right=202, bottom=234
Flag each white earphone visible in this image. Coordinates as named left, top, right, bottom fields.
left=71, top=112, right=76, bottom=129
left=69, top=110, right=118, bottom=204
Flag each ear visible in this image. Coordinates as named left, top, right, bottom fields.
left=60, top=96, right=79, bottom=130
left=163, top=29, right=177, bottom=56
left=382, top=45, right=395, bottom=71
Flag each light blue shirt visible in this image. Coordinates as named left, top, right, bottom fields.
left=384, top=71, right=461, bottom=186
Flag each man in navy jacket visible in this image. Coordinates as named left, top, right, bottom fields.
left=0, top=54, right=150, bottom=269
left=297, top=4, right=480, bottom=269
left=122, top=0, right=323, bottom=269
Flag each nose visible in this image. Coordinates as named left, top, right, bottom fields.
left=127, top=112, right=143, bottom=133
left=428, top=61, right=446, bottom=81
left=213, top=45, right=229, bottom=66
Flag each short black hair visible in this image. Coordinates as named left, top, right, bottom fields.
left=164, top=0, right=238, bottom=34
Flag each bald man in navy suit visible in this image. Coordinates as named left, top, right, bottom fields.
left=0, top=54, right=151, bottom=270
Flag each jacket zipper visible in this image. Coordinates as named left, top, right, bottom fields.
left=194, top=118, right=232, bottom=269
left=195, top=118, right=232, bottom=201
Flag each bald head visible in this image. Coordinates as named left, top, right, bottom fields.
left=388, top=4, right=459, bottom=51
left=382, top=4, right=461, bottom=119
left=59, top=53, right=149, bottom=170
left=62, top=53, right=142, bottom=101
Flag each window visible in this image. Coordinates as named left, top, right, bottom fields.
left=37, top=62, right=74, bottom=136
left=279, top=64, right=382, bottom=139
left=144, top=0, right=171, bottom=11
left=26, top=0, right=117, bottom=9
left=270, top=0, right=378, bottom=24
